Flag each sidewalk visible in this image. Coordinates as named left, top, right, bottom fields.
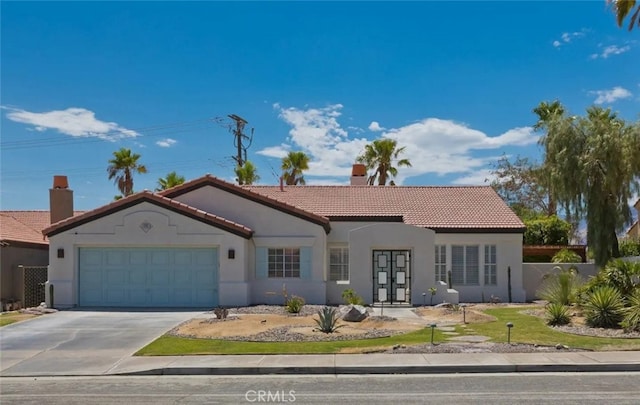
left=105, top=351, right=640, bottom=376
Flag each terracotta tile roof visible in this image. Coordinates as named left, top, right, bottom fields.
left=243, top=185, right=525, bottom=232
left=43, top=191, right=254, bottom=239
left=0, top=211, right=84, bottom=245
left=160, top=175, right=332, bottom=232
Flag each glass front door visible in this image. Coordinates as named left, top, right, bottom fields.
left=372, top=250, right=411, bottom=304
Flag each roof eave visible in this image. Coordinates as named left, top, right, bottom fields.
left=162, top=175, right=331, bottom=233
left=43, top=193, right=254, bottom=239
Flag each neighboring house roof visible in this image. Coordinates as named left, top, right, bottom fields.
left=42, top=191, right=254, bottom=239
left=160, top=175, right=332, bottom=233
left=244, top=185, right=526, bottom=232
left=0, top=211, right=84, bottom=246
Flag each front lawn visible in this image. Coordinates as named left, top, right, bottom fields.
left=136, top=328, right=446, bottom=356
left=137, top=305, right=640, bottom=356
left=456, top=307, right=640, bottom=351
left=0, top=311, right=38, bottom=327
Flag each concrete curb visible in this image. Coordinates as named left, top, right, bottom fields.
left=118, top=363, right=640, bottom=376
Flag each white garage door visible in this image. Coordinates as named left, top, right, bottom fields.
left=79, top=247, right=218, bottom=308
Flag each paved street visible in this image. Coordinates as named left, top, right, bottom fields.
left=2, top=373, right=639, bottom=404
left=0, top=310, right=200, bottom=376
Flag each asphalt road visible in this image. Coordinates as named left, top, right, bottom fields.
left=1, top=372, right=639, bottom=404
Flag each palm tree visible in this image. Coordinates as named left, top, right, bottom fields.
left=357, top=138, right=411, bottom=186
left=281, top=151, right=310, bottom=185
left=235, top=160, right=260, bottom=185
left=609, top=0, right=640, bottom=30
left=107, top=147, right=147, bottom=197
left=156, top=171, right=185, bottom=191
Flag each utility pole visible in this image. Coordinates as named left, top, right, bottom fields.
left=228, top=114, right=252, bottom=168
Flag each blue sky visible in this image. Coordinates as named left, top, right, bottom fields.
left=1, top=1, right=638, bottom=211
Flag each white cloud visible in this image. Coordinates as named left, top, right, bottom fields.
left=591, top=44, right=631, bottom=59
left=155, top=138, right=177, bottom=148
left=3, top=107, right=139, bottom=140
left=368, top=121, right=385, bottom=131
left=259, top=104, right=540, bottom=184
left=451, top=169, right=496, bottom=186
left=256, top=144, right=290, bottom=158
left=553, top=30, right=587, bottom=47
left=590, top=86, right=632, bottom=104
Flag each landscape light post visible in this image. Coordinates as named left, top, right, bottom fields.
left=506, top=322, right=514, bottom=344
left=430, top=323, right=437, bottom=345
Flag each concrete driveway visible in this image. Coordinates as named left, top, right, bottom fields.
left=0, top=309, right=201, bottom=376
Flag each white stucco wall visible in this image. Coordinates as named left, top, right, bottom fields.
left=324, top=223, right=435, bottom=305
left=434, top=233, right=525, bottom=303
left=47, top=202, right=249, bottom=308
left=174, top=187, right=327, bottom=305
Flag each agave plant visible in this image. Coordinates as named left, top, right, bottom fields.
left=314, top=306, right=344, bottom=333
left=584, top=285, right=624, bottom=329
left=537, top=266, right=582, bottom=305
left=285, top=295, right=305, bottom=314
left=621, top=289, right=640, bottom=332
left=545, top=302, right=571, bottom=326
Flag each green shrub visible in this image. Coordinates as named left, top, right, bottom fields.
left=551, top=249, right=582, bottom=263
left=314, top=306, right=344, bottom=333
left=285, top=295, right=305, bottom=314
left=537, top=266, right=582, bottom=305
left=580, top=259, right=640, bottom=304
left=584, top=286, right=624, bottom=328
left=524, top=215, right=571, bottom=245
left=602, top=259, right=640, bottom=298
left=619, top=238, right=640, bottom=257
left=545, top=302, right=571, bottom=326
left=341, top=289, right=364, bottom=305
left=621, top=289, right=640, bottom=332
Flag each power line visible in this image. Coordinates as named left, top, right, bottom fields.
left=1, top=119, right=214, bottom=150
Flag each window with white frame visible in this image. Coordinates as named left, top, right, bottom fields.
left=484, top=245, right=497, bottom=285
left=451, top=245, right=479, bottom=285
left=329, top=247, right=349, bottom=281
left=268, top=248, right=300, bottom=278
left=435, top=245, right=447, bottom=282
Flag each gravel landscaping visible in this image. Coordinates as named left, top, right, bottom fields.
left=165, top=304, right=639, bottom=353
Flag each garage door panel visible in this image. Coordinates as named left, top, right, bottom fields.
left=151, top=251, right=170, bottom=265
left=82, top=269, right=103, bottom=284
left=128, top=268, right=147, bottom=285
left=106, top=289, right=126, bottom=304
left=79, top=247, right=218, bottom=308
left=106, top=269, right=126, bottom=284
left=174, top=252, right=192, bottom=266
left=129, top=251, right=147, bottom=265
left=174, top=270, right=192, bottom=285
left=195, top=269, right=215, bottom=284
left=107, top=251, right=128, bottom=266
left=81, top=251, right=102, bottom=266
left=195, top=289, right=216, bottom=305
left=150, top=269, right=171, bottom=284
left=195, top=251, right=216, bottom=266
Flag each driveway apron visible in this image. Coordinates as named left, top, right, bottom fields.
left=0, top=310, right=200, bottom=376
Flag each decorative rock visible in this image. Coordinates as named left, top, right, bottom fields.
left=340, top=305, right=369, bottom=322
left=555, top=343, right=569, bottom=350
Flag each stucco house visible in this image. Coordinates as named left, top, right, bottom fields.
left=626, top=199, right=640, bottom=239
left=1, top=176, right=83, bottom=308
left=43, top=166, right=526, bottom=309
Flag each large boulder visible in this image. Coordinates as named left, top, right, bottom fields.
left=340, top=304, right=369, bottom=322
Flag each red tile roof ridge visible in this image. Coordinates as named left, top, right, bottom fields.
left=43, top=190, right=253, bottom=238
left=160, top=174, right=331, bottom=231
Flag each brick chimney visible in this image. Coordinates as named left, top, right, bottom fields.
left=50, top=175, right=74, bottom=224
left=350, top=164, right=368, bottom=186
